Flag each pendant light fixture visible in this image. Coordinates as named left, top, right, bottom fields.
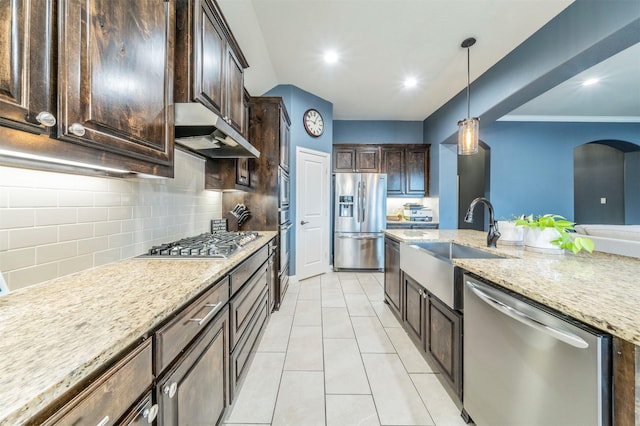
left=458, top=37, right=479, bottom=155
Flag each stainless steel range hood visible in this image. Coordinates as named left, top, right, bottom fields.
left=174, top=103, right=260, bottom=158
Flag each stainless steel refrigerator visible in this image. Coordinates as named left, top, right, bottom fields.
left=334, top=173, right=387, bottom=271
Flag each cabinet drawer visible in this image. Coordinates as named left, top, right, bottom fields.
left=230, top=265, right=268, bottom=349
left=155, top=277, right=229, bottom=374
left=229, top=245, right=268, bottom=296
left=43, top=340, right=152, bottom=426
left=230, top=292, right=269, bottom=402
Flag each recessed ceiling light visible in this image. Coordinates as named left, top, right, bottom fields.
left=404, top=77, right=417, bottom=88
left=324, top=50, right=338, bottom=64
left=582, top=78, right=599, bottom=86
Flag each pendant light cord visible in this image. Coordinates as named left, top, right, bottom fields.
left=466, top=46, right=471, bottom=118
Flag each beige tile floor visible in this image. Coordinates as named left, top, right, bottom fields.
left=223, top=271, right=468, bottom=426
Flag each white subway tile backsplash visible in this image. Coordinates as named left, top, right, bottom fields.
left=58, top=254, right=94, bottom=277
left=0, top=150, right=221, bottom=290
left=109, top=232, right=133, bottom=249
left=8, top=188, right=58, bottom=207
left=94, top=221, right=122, bottom=237
left=78, top=236, right=109, bottom=255
left=9, top=227, right=58, bottom=250
left=58, top=190, right=95, bottom=207
left=8, top=263, right=58, bottom=291
left=108, top=206, right=132, bottom=221
left=94, top=192, right=122, bottom=207
left=78, top=207, right=109, bottom=223
left=59, top=223, right=94, bottom=241
left=94, top=248, right=121, bottom=267
left=0, top=230, right=8, bottom=251
left=0, top=209, right=35, bottom=229
left=35, top=208, right=78, bottom=226
left=36, top=242, right=78, bottom=264
left=0, top=248, right=36, bottom=270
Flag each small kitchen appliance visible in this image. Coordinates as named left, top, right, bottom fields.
left=403, top=203, right=433, bottom=221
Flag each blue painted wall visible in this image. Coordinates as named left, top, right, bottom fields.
left=263, top=85, right=333, bottom=275
left=481, top=121, right=640, bottom=222
left=334, top=121, right=423, bottom=144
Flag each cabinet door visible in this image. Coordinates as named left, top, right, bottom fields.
left=193, top=0, right=225, bottom=114
left=58, top=0, right=174, bottom=167
left=384, top=237, right=401, bottom=318
left=159, top=308, right=229, bottom=426
left=334, top=147, right=356, bottom=172
left=0, top=0, right=54, bottom=134
left=406, top=147, right=428, bottom=196
left=356, top=147, right=380, bottom=172
left=225, top=46, right=244, bottom=132
left=402, top=273, right=425, bottom=345
left=426, top=295, right=462, bottom=398
left=381, top=148, right=405, bottom=195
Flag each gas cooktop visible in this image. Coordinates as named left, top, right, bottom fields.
left=138, top=231, right=259, bottom=259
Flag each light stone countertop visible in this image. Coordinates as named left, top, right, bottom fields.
left=0, top=232, right=276, bottom=426
left=385, top=229, right=640, bottom=345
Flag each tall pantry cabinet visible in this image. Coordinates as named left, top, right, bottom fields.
left=222, top=97, right=291, bottom=311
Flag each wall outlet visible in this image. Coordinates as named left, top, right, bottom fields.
left=600, top=197, right=607, bottom=204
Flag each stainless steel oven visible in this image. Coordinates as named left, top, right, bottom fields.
left=278, top=167, right=290, bottom=209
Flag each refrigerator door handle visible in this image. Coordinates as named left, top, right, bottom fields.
left=356, top=181, right=362, bottom=223
left=361, top=180, right=366, bottom=222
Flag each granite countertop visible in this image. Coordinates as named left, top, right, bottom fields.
left=387, top=219, right=439, bottom=226
left=0, top=232, right=276, bottom=426
left=385, top=229, right=640, bottom=346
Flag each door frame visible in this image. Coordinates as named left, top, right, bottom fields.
left=295, top=146, right=331, bottom=280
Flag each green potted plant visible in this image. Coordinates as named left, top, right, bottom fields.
left=515, top=214, right=594, bottom=254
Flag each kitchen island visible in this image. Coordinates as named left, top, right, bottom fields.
left=0, top=231, right=277, bottom=425
left=385, top=229, right=640, bottom=424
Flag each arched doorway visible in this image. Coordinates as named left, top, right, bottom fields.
left=574, top=140, right=640, bottom=224
left=458, top=141, right=491, bottom=230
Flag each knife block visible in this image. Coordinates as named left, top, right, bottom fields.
left=224, top=212, right=239, bottom=231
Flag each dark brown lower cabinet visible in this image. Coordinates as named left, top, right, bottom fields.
left=119, top=394, right=156, bottom=425
left=403, top=273, right=426, bottom=344
left=383, top=237, right=402, bottom=318
left=426, top=295, right=462, bottom=397
left=400, top=271, right=463, bottom=400
left=158, top=307, right=229, bottom=426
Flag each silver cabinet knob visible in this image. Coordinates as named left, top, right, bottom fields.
left=142, top=404, right=159, bottom=423
left=418, top=288, right=423, bottom=296
left=163, top=382, right=178, bottom=398
left=35, top=111, right=56, bottom=127
left=68, top=122, right=86, bottom=136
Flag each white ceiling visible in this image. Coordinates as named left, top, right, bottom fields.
left=217, top=0, right=576, bottom=121
left=502, top=41, right=640, bottom=122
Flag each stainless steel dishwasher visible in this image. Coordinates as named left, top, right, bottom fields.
left=463, top=274, right=611, bottom=426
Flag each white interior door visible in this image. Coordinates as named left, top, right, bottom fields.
left=296, top=147, right=330, bottom=280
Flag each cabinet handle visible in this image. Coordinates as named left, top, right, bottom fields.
left=69, top=122, right=86, bottom=136
left=96, top=416, right=109, bottom=426
left=142, top=404, right=159, bottom=423
left=418, top=288, right=423, bottom=296
left=189, top=301, right=222, bottom=326
left=35, top=111, right=56, bottom=127
left=163, top=382, right=178, bottom=399
left=423, top=292, right=428, bottom=299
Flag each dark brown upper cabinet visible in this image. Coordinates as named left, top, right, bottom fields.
left=175, top=0, right=248, bottom=134
left=0, top=0, right=55, bottom=134
left=380, top=144, right=429, bottom=197
left=58, top=0, right=175, bottom=169
left=335, top=144, right=429, bottom=196
left=0, top=0, right=175, bottom=177
left=333, top=145, right=380, bottom=172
